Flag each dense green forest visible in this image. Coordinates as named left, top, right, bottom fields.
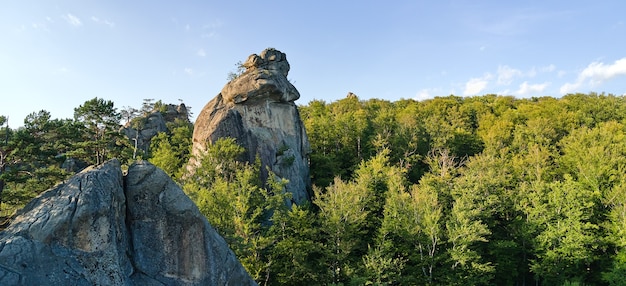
left=2, top=93, right=626, bottom=285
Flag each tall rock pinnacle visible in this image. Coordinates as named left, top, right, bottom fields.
left=191, top=48, right=311, bottom=205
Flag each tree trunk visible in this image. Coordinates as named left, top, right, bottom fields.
left=0, top=163, right=5, bottom=212
left=0, top=179, right=4, bottom=211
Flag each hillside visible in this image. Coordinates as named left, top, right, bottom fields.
left=1, top=92, right=626, bottom=285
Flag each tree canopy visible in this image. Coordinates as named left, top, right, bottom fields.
left=3, top=92, right=626, bottom=285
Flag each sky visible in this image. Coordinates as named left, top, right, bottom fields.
left=1, top=1, right=625, bottom=126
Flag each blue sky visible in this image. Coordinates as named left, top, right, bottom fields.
left=1, top=1, right=625, bottom=126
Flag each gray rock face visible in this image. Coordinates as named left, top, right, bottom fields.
left=0, top=160, right=256, bottom=286
left=191, top=48, right=311, bottom=205
left=222, top=48, right=298, bottom=104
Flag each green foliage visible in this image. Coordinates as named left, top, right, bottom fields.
left=0, top=111, right=79, bottom=214
left=149, top=133, right=181, bottom=177
left=268, top=204, right=325, bottom=285
left=120, top=106, right=139, bottom=124
left=1, top=99, right=189, bottom=216
left=73, top=97, right=122, bottom=165
left=6, top=165, right=69, bottom=203
left=6, top=92, right=626, bottom=285
left=360, top=244, right=405, bottom=285
left=148, top=120, right=192, bottom=180
left=446, top=184, right=494, bottom=284
left=559, top=121, right=626, bottom=192
left=183, top=137, right=292, bottom=284
left=296, top=93, right=626, bottom=285
left=227, top=60, right=246, bottom=81
left=528, top=177, right=602, bottom=284
left=154, top=100, right=168, bottom=113
left=192, top=137, right=246, bottom=183
left=300, top=97, right=373, bottom=187
left=603, top=251, right=626, bottom=285
left=377, top=182, right=443, bottom=284
left=314, top=177, right=370, bottom=284
left=141, top=98, right=156, bottom=115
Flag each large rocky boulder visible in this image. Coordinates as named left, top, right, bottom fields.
left=0, top=160, right=256, bottom=286
left=191, top=48, right=311, bottom=205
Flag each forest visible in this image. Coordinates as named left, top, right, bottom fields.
left=1, top=92, right=626, bottom=285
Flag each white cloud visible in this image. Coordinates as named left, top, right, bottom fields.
left=414, top=89, right=440, bottom=101
left=31, top=20, right=51, bottom=32
left=415, top=89, right=431, bottom=100
left=560, top=57, right=626, bottom=94
left=184, top=68, right=193, bottom=75
left=559, top=82, right=581, bottom=94
left=201, top=32, right=216, bottom=38
left=540, top=64, right=556, bottom=73
left=185, top=24, right=191, bottom=31
left=464, top=74, right=491, bottom=95
left=202, top=20, right=223, bottom=30
left=497, top=65, right=522, bottom=85
left=579, top=58, right=626, bottom=84
left=91, top=16, right=115, bottom=27
left=200, top=20, right=222, bottom=38
left=197, top=49, right=206, bottom=57
left=516, top=81, right=549, bottom=96
left=527, top=65, right=555, bottom=78
left=63, top=13, right=82, bottom=27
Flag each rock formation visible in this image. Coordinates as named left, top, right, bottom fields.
left=122, top=103, right=190, bottom=153
left=191, top=48, right=311, bottom=205
left=0, top=160, right=256, bottom=286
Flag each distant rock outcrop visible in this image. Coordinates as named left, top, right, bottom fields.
left=122, top=103, right=190, bottom=153
left=0, top=160, right=256, bottom=286
left=191, top=48, right=311, bottom=205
